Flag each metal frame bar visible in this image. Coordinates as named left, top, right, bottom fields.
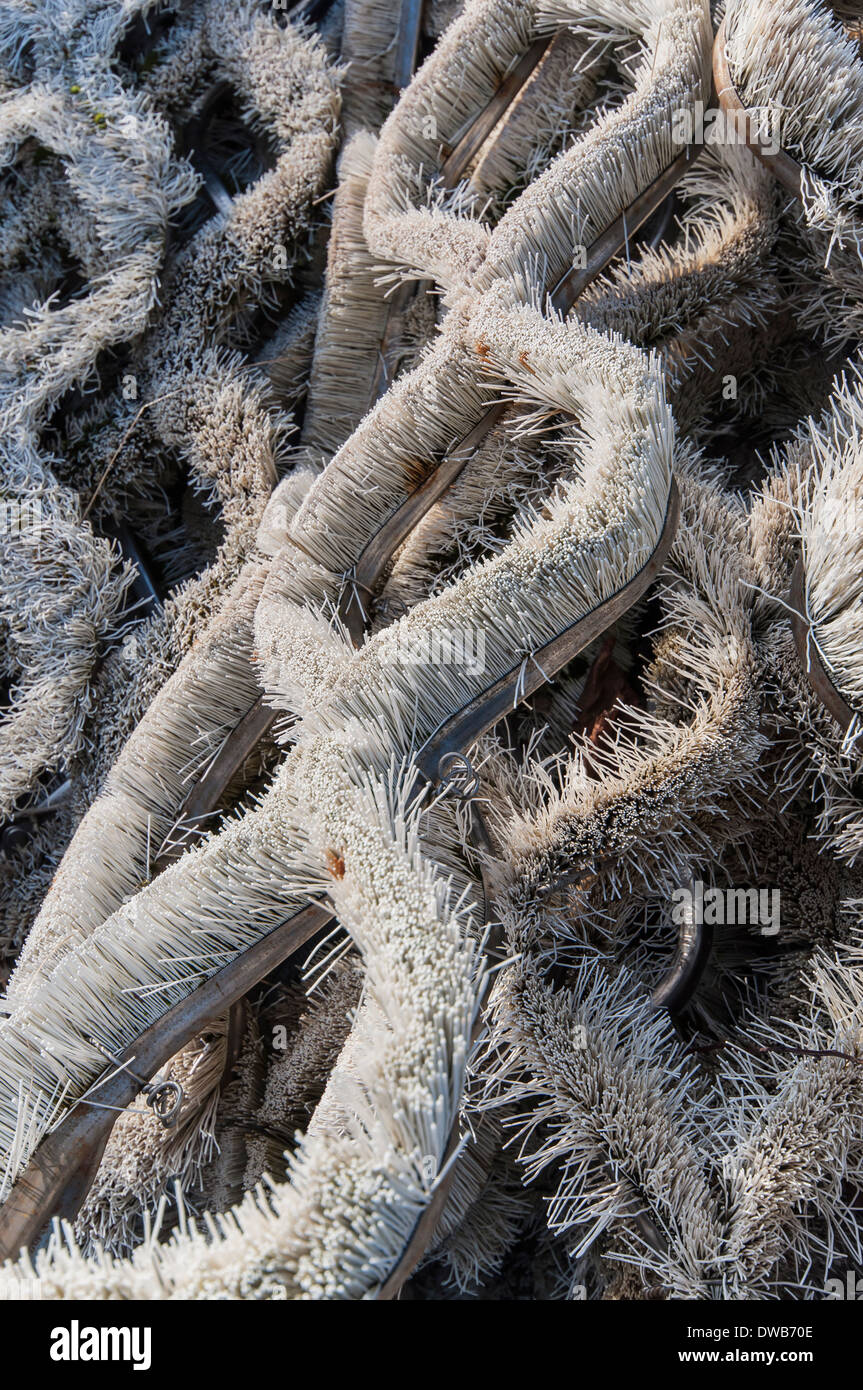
left=789, top=557, right=855, bottom=733
left=712, top=19, right=803, bottom=198
left=415, top=480, right=680, bottom=783
left=0, top=903, right=332, bottom=1262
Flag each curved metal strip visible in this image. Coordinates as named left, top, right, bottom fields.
left=0, top=903, right=333, bottom=1263
left=789, top=556, right=855, bottom=733
left=415, top=479, right=680, bottom=782
left=713, top=19, right=803, bottom=198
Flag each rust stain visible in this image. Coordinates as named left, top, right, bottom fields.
left=325, top=848, right=346, bottom=879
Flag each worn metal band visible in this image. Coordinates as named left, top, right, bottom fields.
left=0, top=902, right=333, bottom=1262
left=713, top=19, right=803, bottom=198
left=415, top=479, right=680, bottom=783
left=789, top=556, right=855, bottom=733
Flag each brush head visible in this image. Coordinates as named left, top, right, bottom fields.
left=725, top=0, right=863, bottom=259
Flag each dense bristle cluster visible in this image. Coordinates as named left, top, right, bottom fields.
left=3, top=0, right=863, bottom=1304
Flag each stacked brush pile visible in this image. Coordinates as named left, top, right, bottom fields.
left=0, top=0, right=862, bottom=1300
